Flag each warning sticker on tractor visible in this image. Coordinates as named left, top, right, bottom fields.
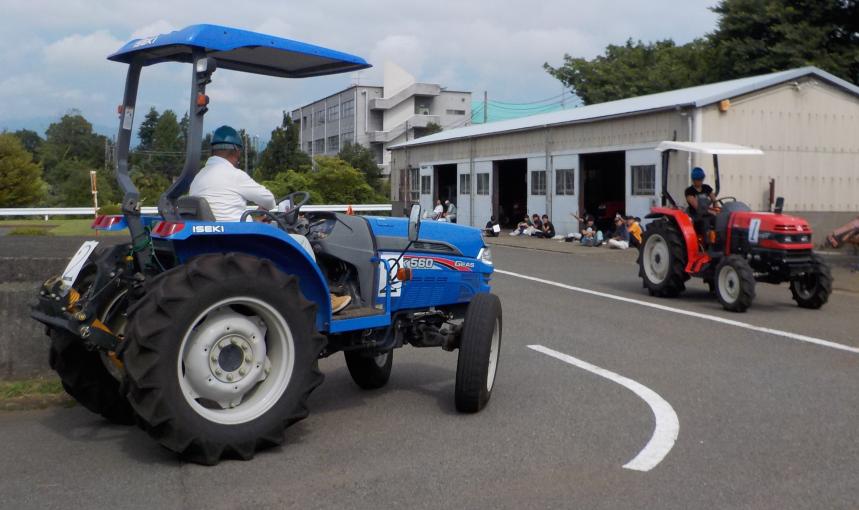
left=377, top=253, right=404, bottom=298
left=60, top=241, right=99, bottom=291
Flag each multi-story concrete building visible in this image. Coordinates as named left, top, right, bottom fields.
left=291, top=63, right=471, bottom=175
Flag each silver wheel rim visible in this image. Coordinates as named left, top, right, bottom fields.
left=177, top=297, right=294, bottom=425
left=718, top=265, right=740, bottom=304
left=643, top=234, right=669, bottom=284
left=486, top=318, right=500, bottom=392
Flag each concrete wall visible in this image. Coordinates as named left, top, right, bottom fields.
left=699, top=77, right=859, bottom=213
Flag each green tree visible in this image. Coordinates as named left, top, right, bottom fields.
left=545, top=0, right=858, bottom=105
left=0, top=133, right=47, bottom=206
left=12, top=129, right=43, bottom=162
left=422, top=122, right=443, bottom=136
left=50, top=159, right=118, bottom=207
left=711, top=0, right=859, bottom=83
left=337, top=142, right=382, bottom=192
left=149, top=109, right=184, bottom=177
left=262, top=170, right=322, bottom=204
left=256, top=113, right=310, bottom=181
left=545, top=38, right=719, bottom=105
left=137, top=107, right=160, bottom=150
left=309, top=156, right=379, bottom=204
left=41, top=112, right=107, bottom=184
left=129, top=169, right=170, bottom=205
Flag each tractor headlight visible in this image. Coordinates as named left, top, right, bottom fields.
left=478, top=247, right=493, bottom=265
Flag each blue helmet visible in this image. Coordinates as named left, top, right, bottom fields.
left=211, top=125, right=243, bottom=150
left=691, top=167, right=706, bottom=181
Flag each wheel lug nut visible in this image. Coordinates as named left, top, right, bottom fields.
left=219, top=340, right=228, bottom=348
left=245, top=356, right=252, bottom=363
left=214, top=369, right=222, bottom=376
left=241, top=344, right=249, bottom=351
left=211, top=356, right=218, bottom=363
left=239, top=368, right=247, bottom=376
left=226, top=374, right=233, bottom=381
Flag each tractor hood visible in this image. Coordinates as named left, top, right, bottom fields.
left=365, top=217, right=484, bottom=258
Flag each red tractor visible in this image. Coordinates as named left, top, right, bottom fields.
left=638, top=141, right=832, bottom=312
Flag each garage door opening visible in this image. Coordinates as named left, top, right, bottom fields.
left=580, top=151, right=625, bottom=233
left=434, top=164, right=457, bottom=205
left=494, top=159, right=528, bottom=228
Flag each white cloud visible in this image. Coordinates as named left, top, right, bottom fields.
left=43, top=29, right=124, bottom=68
left=130, top=20, right=177, bottom=40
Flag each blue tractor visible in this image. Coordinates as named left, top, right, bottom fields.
left=31, top=25, right=501, bottom=465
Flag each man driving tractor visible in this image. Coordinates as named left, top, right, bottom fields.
left=685, top=166, right=718, bottom=237
left=190, top=125, right=351, bottom=313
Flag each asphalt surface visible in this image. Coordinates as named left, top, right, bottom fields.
left=2, top=243, right=859, bottom=509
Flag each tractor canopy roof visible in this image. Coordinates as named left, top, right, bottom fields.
left=656, top=141, right=764, bottom=156
left=108, top=24, right=371, bottom=78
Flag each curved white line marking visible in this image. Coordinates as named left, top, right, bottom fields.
left=497, top=269, right=859, bottom=355
left=528, top=344, right=678, bottom=472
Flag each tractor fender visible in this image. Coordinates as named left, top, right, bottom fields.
left=161, top=223, right=333, bottom=331
left=646, top=208, right=707, bottom=273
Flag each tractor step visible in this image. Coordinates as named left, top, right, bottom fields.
left=333, top=306, right=385, bottom=320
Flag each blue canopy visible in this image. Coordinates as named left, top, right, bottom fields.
left=108, top=24, right=370, bottom=78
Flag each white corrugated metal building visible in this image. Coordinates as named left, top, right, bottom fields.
left=389, top=67, right=859, bottom=237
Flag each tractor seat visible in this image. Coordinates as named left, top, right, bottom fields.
left=715, top=201, right=751, bottom=232
left=176, top=196, right=216, bottom=221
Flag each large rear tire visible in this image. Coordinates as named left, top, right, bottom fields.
left=48, top=247, right=134, bottom=425
left=344, top=350, right=393, bottom=390
left=638, top=219, right=688, bottom=297
left=790, top=254, right=832, bottom=309
left=715, top=255, right=756, bottom=312
left=455, top=293, right=502, bottom=413
left=121, top=253, right=325, bottom=465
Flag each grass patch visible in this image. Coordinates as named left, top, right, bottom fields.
left=8, top=227, right=51, bottom=236
left=0, top=377, right=64, bottom=399
left=0, top=219, right=124, bottom=237
left=0, top=377, right=71, bottom=411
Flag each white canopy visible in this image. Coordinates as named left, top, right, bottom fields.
left=655, top=141, right=764, bottom=156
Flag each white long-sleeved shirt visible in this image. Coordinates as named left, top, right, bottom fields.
left=189, top=156, right=276, bottom=222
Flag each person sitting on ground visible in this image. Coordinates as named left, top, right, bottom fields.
left=432, top=199, right=444, bottom=221
left=510, top=215, right=533, bottom=236
left=533, top=214, right=555, bottom=238
left=579, top=216, right=603, bottom=246
left=190, top=125, right=351, bottom=313
left=484, top=216, right=500, bottom=237
left=444, top=199, right=457, bottom=224
left=626, top=216, right=643, bottom=248
left=607, top=215, right=631, bottom=249
left=530, top=214, right=543, bottom=234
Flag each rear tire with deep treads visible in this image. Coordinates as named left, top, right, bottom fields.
left=638, top=218, right=688, bottom=297
left=121, top=253, right=325, bottom=465
left=47, top=246, right=134, bottom=425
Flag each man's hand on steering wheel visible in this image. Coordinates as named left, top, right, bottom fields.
left=276, top=191, right=311, bottom=227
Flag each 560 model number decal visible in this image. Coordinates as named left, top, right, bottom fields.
left=402, top=255, right=474, bottom=272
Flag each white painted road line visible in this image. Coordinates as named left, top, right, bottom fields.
left=528, top=344, right=679, bottom=472
left=497, top=269, right=859, bottom=355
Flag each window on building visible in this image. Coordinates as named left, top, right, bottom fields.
left=420, top=175, right=432, bottom=195
left=328, top=105, right=339, bottom=122
left=327, top=135, right=339, bottom=152
left=631, top=164, right=656, bottom=195
left=476, top=173, right=490, bottom=195
left=555, top=169, right=575, bottom=195
left=409, top=168, right=420, bottom=202
left=531, top=170, right=546, bottom=195
left=459, top=173, right=471, bottom=194
left=446, top=109, right=466, bottom=115
left=314, top=139, right=324, bottom=153
left=341, top=99, right=355, bottom=118
left=306, top=141, right=313, bottom=153
left=341, top=131, right=354, bottom=146
left=315, top=109, right=325, bottom=126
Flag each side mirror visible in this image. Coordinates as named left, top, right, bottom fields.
left=408, top=204, right=422, bottom=242
left=774, top=196, right=785, bottom=214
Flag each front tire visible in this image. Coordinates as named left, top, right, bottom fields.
left=455, top=293, right=502, bottom=413
left=122, top=253, right=325, bottom=465
left=715, top=255, right=756, bottom=312
left=638, top=219, right=688, bottom=297
left=344, top=350, right=393, bottom=390
left=790, top=254, right=832, bottom=309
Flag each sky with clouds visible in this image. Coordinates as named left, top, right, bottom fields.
left=0, top=0, right=718, bottom=140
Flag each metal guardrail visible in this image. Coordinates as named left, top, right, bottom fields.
left=0, top=204, right=393, bottom=220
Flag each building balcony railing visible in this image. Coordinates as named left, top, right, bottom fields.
left=368, top=114, right=440, bottom=143
left=368, top=83, right=441, bottom=110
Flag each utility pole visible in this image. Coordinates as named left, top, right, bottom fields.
left=244, top=131, right=249, bottom=171
left=560, top=85, right=566, bottom=109
left=483, top=90, right=488, bottom=124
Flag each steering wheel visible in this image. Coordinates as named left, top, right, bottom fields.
left=276, top=191, right=311, bottom=227
left=239, top=209, right=289, bottom=230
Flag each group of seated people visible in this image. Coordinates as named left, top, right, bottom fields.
left=482, top=210, right=642, bottom=250
left=564, top=213, right=642, bottom=250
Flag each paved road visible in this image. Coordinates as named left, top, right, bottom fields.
left=2, top=244, right=859, bottom=509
